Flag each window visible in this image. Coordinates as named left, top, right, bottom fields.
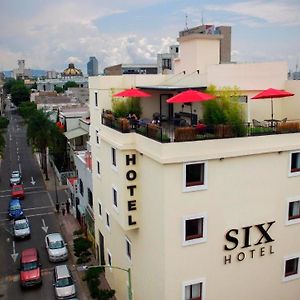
left=283, top=256, right=300, bottom=281
left=96, top=130, right=99, bottom=144
left=162, top=58, right=172, bottom=70
left=112, top=148, right=116, bottom=167
left=126, top=238, right=132, bottom=260
left=184, top=162, right=207, bottom=192
left=290, top=152, right=300, bottom=176
left=88, top=188, right=93, bottom=208
left=183, top=214, right=207, bottom=246
left=185, top=282, right=202, bottom=300
left=79, top=179, right=84, bottom=196
left=98, top=202, right=102, bottom=216
left=106, top=212, right=110, bottom=229
left=95, top=92, right=98, bottom=107
left=97, top=161, right=100, bottom=175
left=289, top=200, right=300, bottom=220
left=112, top=188, right=118, bottom=208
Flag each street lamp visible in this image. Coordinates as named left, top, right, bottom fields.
left=77, top=264, right=132, bottom=300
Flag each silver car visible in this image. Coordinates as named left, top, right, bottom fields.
left=13, top=217, right=31, bottom=239
left=53, top=265, right=76, bottom=299
left=45, top=233, right=68, bottom=262
left=10, top=170, right=22, bottom=186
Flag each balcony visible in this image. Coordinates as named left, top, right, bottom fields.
left=101, top=113, right=300, bottom=143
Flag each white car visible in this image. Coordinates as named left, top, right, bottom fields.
left=45, top=233, right=68, bottom=262
left=10, top=170, right=22, bottom=186
left=53, top=265, right=76, bottom=299
left=13, top=217, right=31, bottom=239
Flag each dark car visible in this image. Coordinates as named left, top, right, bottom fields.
left=19, top=248, right=42, bottom=287
left=8, top=199, right=24, bottom=219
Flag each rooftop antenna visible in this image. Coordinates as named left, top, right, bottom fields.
left=296, top=59, right=298, bottom=73
left=201, top=10, right=204, bottom=25
left=185, top=14, right=189, bottom=30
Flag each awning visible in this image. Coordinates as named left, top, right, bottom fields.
left=64, top=128, right=88, bottom=139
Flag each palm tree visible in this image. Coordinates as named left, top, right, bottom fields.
left=27, top=110, right=56, bottom=180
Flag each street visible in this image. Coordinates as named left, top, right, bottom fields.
left=0, top=106, right=76, bottom=299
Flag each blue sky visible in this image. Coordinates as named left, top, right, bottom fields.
left=0, top=0, right=299, bottom=73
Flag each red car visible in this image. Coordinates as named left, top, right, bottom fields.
left=11, top=184, right=25, bottom=199
left=19, top=248, right=42, bottom=288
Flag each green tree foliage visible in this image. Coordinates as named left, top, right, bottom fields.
left=0, top=116, right=9, bottom=129
left=0, top=116, right=9, bottom=158
left=83, top=267, right=115, bottom=300
left=18, top=102, right=37, bottom=121
left=54, top=86, right=64, bottom=93
left=3, top=78, right=19, bottom=94
left=112, top=97, right=142, bottom=118
left=63, top=81, right=79, bottom=90
left=203, top=85, right=247, bottom=136
left=10, top=81, right=30, bottom=106
left=27, top=110, right=57, bottom=179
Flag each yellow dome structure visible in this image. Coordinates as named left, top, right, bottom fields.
left=63, top=63, right=83, bottom=76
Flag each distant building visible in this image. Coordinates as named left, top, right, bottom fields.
left=47, top=71, right=58, bottom=79
left=104, top=63, right=157, bottom=76
left=157, top=45, right=179, bottom=74
left=62, top=63, right=83, bottom=77
left=13, top=60, right=31, bottom=79
left=87, top=57, right=98, bottom=76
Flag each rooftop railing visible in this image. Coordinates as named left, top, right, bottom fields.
left=101, top=112, right=300, bottom=143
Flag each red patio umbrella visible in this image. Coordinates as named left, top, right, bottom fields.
left=167, top=89, right=215, bottom=103
left=113, top=88, right=151, bottom=98
left=167, top=89, right=215, bottom=125
left=251, top=88, right=294, bottom=124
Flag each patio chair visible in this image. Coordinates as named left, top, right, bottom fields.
left=252, top=119, right=267, bottom=128
left=281, top=117, right=287, bottom=123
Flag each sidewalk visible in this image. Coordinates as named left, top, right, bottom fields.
left=43, top=162, right=115, bottom=300
left=44, top=163, right=91, bottom=300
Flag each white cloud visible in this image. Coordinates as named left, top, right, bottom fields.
left=206, top=0, right=300, bottom=26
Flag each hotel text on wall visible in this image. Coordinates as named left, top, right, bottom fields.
left=125, top=154, right=139, bottom=230
left=223, top=221, right=275, bottom=264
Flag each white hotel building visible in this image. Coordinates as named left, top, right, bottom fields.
left=89, top=25, right=300, bottom=299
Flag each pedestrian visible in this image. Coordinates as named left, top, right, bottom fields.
left=66, top=200, right=70, bottom=214
left=55, top=202, right=60, bottom=213
left=61, top=203, right=66, bottom=216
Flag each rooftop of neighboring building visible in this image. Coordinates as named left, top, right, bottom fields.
left=60, top=106, right=89, bottom=118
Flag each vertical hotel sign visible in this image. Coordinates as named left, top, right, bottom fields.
left=125, top=153, right=138, bottom=229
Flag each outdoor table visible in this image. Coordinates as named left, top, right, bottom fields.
left=264, top=119, right=280, bottom=128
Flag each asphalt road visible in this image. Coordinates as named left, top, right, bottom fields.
left=0, top=105, right=72, bottom=300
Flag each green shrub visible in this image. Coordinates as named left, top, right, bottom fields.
left=0, top=116, right=9, bottom=129
left=73, top=236, right=92, bottom=257
left=203, top=85, right=246, bottom=137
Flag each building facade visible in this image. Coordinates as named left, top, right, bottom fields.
left=89, top=24, right=300, bottom=299
left=87, top=56, right=99, bottom=76
left=104, top=64, right=158, bottom=76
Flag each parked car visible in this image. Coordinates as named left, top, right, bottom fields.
left=53, top=264, right=76, bottom=299
left=10, top=170, right=22, bottom=186
left=11, top=184, right=25, bottom=199
left=13, top=217, right=30, bottom=239
left=8, top=199, right=24, bottom=219
left=19, top=248, right=42, bottom=288
left=45, top=233, right=68, bottom=262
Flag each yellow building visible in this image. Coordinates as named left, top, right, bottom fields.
left=89, top=25, right=300, bottom=300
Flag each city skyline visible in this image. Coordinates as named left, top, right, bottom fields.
left=0, top=0, right=299, bottom=73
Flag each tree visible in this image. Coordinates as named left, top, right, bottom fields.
left=54, top=86, right=64, bottom=93
left=63, top=81, right=79, bottom=90
left=27, top=110, right=56, bottom=179
left=0, top=116, right=9, bottom=158
left=18, top=102, right=37, bottom=120
left=11, top=82, right=30, bottom=106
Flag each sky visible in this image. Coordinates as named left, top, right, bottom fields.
left=0, top=0, right=300, bottom=73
